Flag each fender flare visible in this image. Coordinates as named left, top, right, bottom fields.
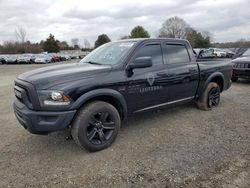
left=198, top=72, right=225, bottom=97
left=69, top=88, right=128, bottom=118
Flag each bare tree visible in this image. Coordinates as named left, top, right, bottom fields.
left=201, top=31, right=213, bottom=42
left=15, top=26, right=27, bottom=43
left=83, top=39, right=91, bottom=49
left=71, top=38, right=79, bottom=48
left=158, top=16, right=190, bottom=39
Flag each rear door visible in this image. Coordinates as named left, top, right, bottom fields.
left=163, top=43, right=199, bottom=102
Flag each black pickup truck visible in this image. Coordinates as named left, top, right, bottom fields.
left=14, top=38, right=232, bottom=151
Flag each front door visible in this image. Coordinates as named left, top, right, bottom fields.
left=125, top=42, right=169, bottom=113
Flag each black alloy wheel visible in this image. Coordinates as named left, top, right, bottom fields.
left=71, top=101, right=120, bottom=152
left=208, top=86, right=220, bottom=108
left=197, top=82, right=221, bottom=111
left=86, top=111, right=115, bottom=145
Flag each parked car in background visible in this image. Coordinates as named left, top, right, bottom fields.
left=198, top=49, right=216, bottom=58
left=193, top=48, right=203, bottom=57
left=60, top=54, right=71, bottom=61
left=222, top=49, right=235, bottom=58
left=198, top=48, right=235, bottom=59
left=79, top=54, right=86, bottom=59
left=50, top=53, right=61, bottom=62
left=0, top=55, right=7, bottom=64
left=213, top=48, right=228, bottom=57
left=233, top=48, right=248, bottom=59
left=70, top=55, right=78, bottom=59
left=17, top=54, right=36, bottom=64
left=35, top=54, right=52, bottom=64
left=232, top=48, right=250, bottom=82
left=5, top=55, right=18, bottom=64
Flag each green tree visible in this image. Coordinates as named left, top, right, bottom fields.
left=130, top=26, right=150, bottom=38
left=187, top=29, right=211, bottom=48
left=43, top=34, right=60, bottom=53
left=95, top=34, right=111, bottom=48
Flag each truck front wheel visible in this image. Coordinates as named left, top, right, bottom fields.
left=197, top=82, right=221, bottom=111
left=71, top=101, right=121, bottom=152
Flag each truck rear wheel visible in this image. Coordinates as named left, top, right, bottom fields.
left=71, top=101, right=120, bottom=152
left=197, top=82, right=221, bottom=111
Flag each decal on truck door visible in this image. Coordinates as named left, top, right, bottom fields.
left=147, top=73, right=155, bottom=86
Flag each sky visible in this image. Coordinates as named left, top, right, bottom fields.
left=0, top=0, right=250, bottom=47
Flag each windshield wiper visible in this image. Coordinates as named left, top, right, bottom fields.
left=84, top=61, right=102, bottom=65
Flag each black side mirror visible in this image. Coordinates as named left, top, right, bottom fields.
left=126, top=57, right=153, bottom=77
left=128, top=56, right=152, bottom=69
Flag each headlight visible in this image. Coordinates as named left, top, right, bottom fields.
left=37, top=90, right=71, bottom=109
left=51, top=91, right=63, bottom=100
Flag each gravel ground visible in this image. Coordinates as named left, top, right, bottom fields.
left=0, top=62, right=249, bottom=188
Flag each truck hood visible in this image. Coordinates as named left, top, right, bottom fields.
left=17, top=63, right=112, bottom=89
left=233, top=56, right=250, bottom=63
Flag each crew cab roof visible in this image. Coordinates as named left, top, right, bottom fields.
left=115, top=38, right=189, bottom=44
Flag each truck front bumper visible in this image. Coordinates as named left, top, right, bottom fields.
left=13, top=99, right=76, bottom=135
left=233, top=68, right=250, bottom=79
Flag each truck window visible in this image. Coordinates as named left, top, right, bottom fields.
left=134, top=44, right=163, bottom=65
left=165, top=44, right=190, bottom=64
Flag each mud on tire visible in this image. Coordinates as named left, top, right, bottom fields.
left=197, top=82, right=221, bottom=111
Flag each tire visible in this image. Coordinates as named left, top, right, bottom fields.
left=231, top=76, right=238, bottom=82
left=197, top=82, right=221, bottom=111
left=71, top=101, right=121, bottom=152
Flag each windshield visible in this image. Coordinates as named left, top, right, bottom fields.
left=80, top=41, right=136, bottom=65
left=242, top=49, right=250, bottom=57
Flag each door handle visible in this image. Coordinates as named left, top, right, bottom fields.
left=157, top=73, right=168, bottom=77
left=157, top=72, right=176, bottom=77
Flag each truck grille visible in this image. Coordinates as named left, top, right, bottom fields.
left=14, top=79, right=39, bottom=110
left=14, top=85, right=33, bottom=108
left=14, top=85, right=24, bottom=103
left=234, top=63, right=250, bottom=68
